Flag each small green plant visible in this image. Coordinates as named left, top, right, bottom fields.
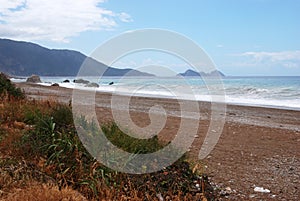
left=51, top=105, right=73, bottom=129
left=102, top=122, right=164, bottom=154
left=23, top=107, right=42, bottom=125
left=0, top=73, right=24, bottom=99
left=21, top=113, right=54, bottom=154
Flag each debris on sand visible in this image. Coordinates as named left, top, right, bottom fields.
left=254, top=186, right=270, bottom=193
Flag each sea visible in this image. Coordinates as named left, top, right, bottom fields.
left=11, top=76, right=300, bottom=111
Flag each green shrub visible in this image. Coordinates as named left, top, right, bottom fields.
left=24, top=107, right=42, bottom=125
left=102, top=123, right=163, bottom=154
left=51, top=105, right=73, bottom=129
left=0, top=73, right=24, bottom=99
left=22, top=113, right=56, bottom=154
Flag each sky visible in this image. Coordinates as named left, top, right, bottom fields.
left=0, top=0, right=300, bottom=76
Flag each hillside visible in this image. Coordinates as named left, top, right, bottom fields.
left=0, top=38, right=154, bottom=77
left=178, top=69, right=225, bottom=77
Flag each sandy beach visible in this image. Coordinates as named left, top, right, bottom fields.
left=16, top=83, right=300, bottom=200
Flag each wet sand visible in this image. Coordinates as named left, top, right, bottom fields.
left=17, top=83, right=300, bottom=200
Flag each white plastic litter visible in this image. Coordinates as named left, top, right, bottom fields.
left=254, top=187, right=270, bottom=193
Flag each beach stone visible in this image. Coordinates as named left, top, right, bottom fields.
left=73, top=79, right=89, bottom=84
left=220, top=187, right=232, bottom=196
left=109, top=81, right=114, bottom=85
left=225, top=187, right=232, bottom=193
left=26, top=75, right=41, bottom=83
left=51, top=83, right=59, bottom=87
left=63, top=79, right=70, bottom=83
left=85, top=82, right=99, bottom=88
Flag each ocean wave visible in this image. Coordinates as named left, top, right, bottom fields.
left=11, top=76, right=300, bottom=110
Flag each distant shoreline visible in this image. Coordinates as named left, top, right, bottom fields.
left=16, top=82, right=300, bottom=131
left=13, top=75, right=300, bottom=111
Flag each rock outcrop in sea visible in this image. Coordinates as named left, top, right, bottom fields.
left=26, top=75, right=41, bottom=83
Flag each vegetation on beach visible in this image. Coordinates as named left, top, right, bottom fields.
left=0, top=73, right=24, bottom=100
left=0, top=76, right=215, bottom=200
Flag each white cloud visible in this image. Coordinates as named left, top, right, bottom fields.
left=0, top=0, right=25, bottom=14
left=240, top=51, right=300, bottom=62
left=234, top=50, right=300, bottom=69
left=118, top=12, right=133, bottom=22
left=0, top=0, right=132, bottom=42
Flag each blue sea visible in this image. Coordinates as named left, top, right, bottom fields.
left=12, top=76, right=300, bottom=110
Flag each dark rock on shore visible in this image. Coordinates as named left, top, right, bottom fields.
left=85, top=82, right=99, bottom=88
left=63, top=79, right=70, bottom=83
left=51, top=83, right=59, bottom=87
left=26, top=75, right=41, bottom=83
left=73, top=79, right=89, bottom=84
left=109, top=82, right=114, bottom=85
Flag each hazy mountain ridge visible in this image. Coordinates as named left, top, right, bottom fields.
left=0, top=38, right=154, bottom=77
left=178, top=69, right=225, bottom=77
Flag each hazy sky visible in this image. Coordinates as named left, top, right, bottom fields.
left=0, top=0, right=299, bottom=76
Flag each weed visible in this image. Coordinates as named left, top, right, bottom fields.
left=102, top=122, right=164, bottom=154
left=0, top=73, right=24, bottom=100
left=51, top=104, right=73, bottom=129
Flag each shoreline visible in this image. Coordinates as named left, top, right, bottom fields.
left=13, top=76, right=300, bottom=112
left=16, top=82, right=300, bottom=200
left=17, top=82, right=300, bottom=131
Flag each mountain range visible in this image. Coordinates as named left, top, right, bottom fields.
left=0, top=38, right=154, bottom=77
left=0, top=38, right=225, bottom=77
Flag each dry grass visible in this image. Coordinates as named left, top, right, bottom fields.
left=1, top=182, right=87, bottom=201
